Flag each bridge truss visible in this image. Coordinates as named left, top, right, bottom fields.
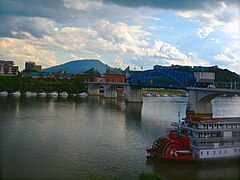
left=129, top=69, right=196, bottom=89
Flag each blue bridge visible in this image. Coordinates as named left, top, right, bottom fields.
left=129, top=69, right=195, bottom=89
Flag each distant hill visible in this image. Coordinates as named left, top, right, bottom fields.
left=44, top=59, right=122, bottom=74
left=154, top=65, right=240, bottom=83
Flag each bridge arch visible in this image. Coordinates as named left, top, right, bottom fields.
left=187, top=87, right=240, bottom=118
left=130, top=69, right=195, bottom=89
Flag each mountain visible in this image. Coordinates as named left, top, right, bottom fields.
left=44, top=59, right=122, bottom=74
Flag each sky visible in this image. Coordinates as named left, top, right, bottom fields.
left=0, top=0, right=239, bottom=73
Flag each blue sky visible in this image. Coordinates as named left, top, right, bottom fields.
left=0, top=0, right=239, bottom=73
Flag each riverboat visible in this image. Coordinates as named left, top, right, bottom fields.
left=146, top=115, right=240, bottom=161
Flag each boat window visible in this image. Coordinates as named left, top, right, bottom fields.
left=207, top=151, right=209, bottom=155
left=219, top=150, right=221, bottom=154
left=213, top=151, right=215, bottom=154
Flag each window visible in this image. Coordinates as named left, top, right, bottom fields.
left=219, top=150, right=221, bottom=154
left=201, top=151, right=203, bottom=155
left=225, top=150, right=227, bottom=154
left=213, top=151, right=215, bottom=154
left=207, top=151, right=209, bottom=155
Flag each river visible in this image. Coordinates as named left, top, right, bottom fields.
left=0, top=95, right=239, bottom=179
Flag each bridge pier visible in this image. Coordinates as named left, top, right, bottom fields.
left=186, top=88, right=222, bottom=118
left=185, top=87, right=240, bottom=118
left=87, top=84, right=99, bottom=96
left=103, top=86, right=117, bottom=98
left=186, top=99, right=213, bottom=118
left=125, top=86, right=143, bottom=103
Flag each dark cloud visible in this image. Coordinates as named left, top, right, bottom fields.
left=0, top=16, right=56, bottom=38
left=0, top=0, right=75, bottom=23
left=101, top=0, right=239, bottom=10
left=0, top=0, right=80, bottom=38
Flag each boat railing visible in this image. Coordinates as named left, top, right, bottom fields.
left=190, top=136, right=240, bottom=142
left=191, top=141, right=240, bottom=149
left=181, top=124, right=240, bottom=132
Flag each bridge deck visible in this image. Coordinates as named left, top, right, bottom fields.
left=187, top=87, right=240, bottom=93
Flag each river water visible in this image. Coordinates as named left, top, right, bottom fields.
left=0, top=95, right=239, bottom=179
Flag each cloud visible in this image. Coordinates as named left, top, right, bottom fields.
left=100, top=0, right=239, bottom=11
left=0, top=37, right=57, bottom=69
left=0, top=16, right=56, bottom=38
left=213, top=53, right=240, bottom=73
left=213, top=53, right=232, bottom=62
left=197, top=27, right=215, bottom=39
left=0, top=0, right=77, bottom=23
left=63, top=0, right=103, bottom=10
left=176, top=2, right=239, bottom=36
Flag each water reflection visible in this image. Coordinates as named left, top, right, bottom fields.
left=125, top=103, right=143, bottom=120
left=0, top=96, right=239, bottom=179
left=147, top=158, right=240, bottom=180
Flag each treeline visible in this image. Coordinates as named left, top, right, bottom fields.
left=0, top=76, right=87, bottom=94
left=168, top=66, right=240, bottom=83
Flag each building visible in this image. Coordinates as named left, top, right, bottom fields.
left=0, top=65, right=4, bottom=74
left=194, top=72, right=215, bottom=83
left=24, top=61, right=42, bottom=72
left=33, top=65, right=42, bottom=72
left=0, top=60, right=16, bottom=75
left=12, top=66, right=19, bottom=75
left=103, top=74, right=125, bottom=83
left=25, top=61, right=35, bottom=70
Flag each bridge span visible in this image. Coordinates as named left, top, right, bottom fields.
left=186, top=87, right=240, bottom=118
left=86, top=82, right=143, bottom=102
left=86, top=82, right=240, bottom=118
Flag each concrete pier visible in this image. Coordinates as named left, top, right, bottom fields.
left=103, top=85, right=117, bottom=98
left=88, top=84, right=100, bottom=96
left=125, top=86, right=143, bottom=103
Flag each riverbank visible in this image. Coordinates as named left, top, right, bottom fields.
left=0, top=76, right=86, bottom=94
left=142, top=88, right=185, bottom=96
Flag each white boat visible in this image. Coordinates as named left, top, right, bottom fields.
left=72, top=94, right=77, bottom=97
left=182, top=92, right=189, bottom=97
left=143, top=93, right=152, bottom=97
left=59, top=92, right=69, bottom=97
left=25, top=91, right=37, bottom=97
left=38, top=92, right=47, bottom=97
left=0, top=91, right=8, bottom=96
left=48, top=91, right=58, bottom=97
left=161, top=93, right=168, bottom=97
left=11, top=91, right=21, bottom=96
left=77, top=92, right=88, bottom=97
left=153, top=94, right=161, bottom=97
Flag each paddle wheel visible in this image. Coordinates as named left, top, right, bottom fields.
left=147, top=130, right=198, bottom=161
left=147, top=137, right=184, bottom=157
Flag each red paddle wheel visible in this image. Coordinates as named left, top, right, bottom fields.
left=147, top=138, right=183, bottom=157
